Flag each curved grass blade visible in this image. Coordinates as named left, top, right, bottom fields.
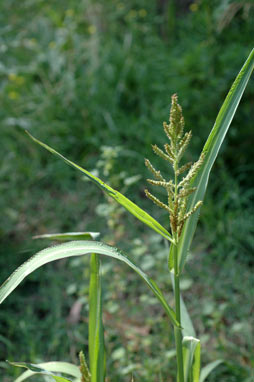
left=180, top=294, right=196, bottom=338
left=33, top=232, right=100, bottom=241
left=8, top=361, right=75, bottom=382
left=169, top=48, right=254, bottom=273
left=0, top=241, right=179, bottom=327
left=192, top=339, right=201, bottom=382
left=89, top=254, right=105, bottom=382
left=200, top=360, right=223, bottom=382
left=13, top=362, right=81, bottom=382
left=182, top=336, right=201, bottom=382
left=25, top=131, right=173, bottom=244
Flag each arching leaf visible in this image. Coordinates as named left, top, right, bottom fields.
left=0, top=241, right=179, bottom=327
left=13, top=361, right=81, bottom=382
left=26, top=131, right=173, bottom=244
left=8, top=361, right=77, bottom=382
left=33, top=232, right=100, bottom=241
left=169, top=48, right=254, bottom=273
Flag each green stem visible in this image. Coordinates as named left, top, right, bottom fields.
left=173, top=243, right=184, bottom=382
left=170, top=147, right=184, bottom=380
left=172, top=154, right=184, bottom=381
left=89, top=254, right=105, bottom=382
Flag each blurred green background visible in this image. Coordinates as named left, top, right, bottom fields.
left=0, top=0, right=254, bottom=381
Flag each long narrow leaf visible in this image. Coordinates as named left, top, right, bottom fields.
left=7, top=361, right=74, bottom=382
left=170, top=273, right=196, bottom=337
left=0, top=241, right=179, bottom=327
left=13, top=362, right=81, bottom=382
left=182, top=336, right=201, bottom=382
left=26, top=131, right=173, bottom=244
left=200, top=360, right=223, bottom=382
left=180, top=294, right=196, bottom=339
left=169, top=48, right=254, bottom=272
left=89, top=254, right=105, bottom=382
left=192, top=340, right=201, bottom=382
left=33, top=232, right=100, bottom=241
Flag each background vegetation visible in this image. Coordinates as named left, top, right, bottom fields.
left=0, top=0, right=253, bottom=381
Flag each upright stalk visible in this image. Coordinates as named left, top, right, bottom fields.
left=173, top=159, right=184, bottom=382
left=173, top=242, right=184, bottom=382
left=144, top=94, right=204, bottom=381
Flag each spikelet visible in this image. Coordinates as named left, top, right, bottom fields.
left=176, top=161, right=192, bottom=176
left=163, top=121, right=173, bottom=141
left=180, top=201, right=202, bottom=225
left=178, top=222, right=184, bottom=237
left=170, top=215, right=177, bottom=234
left=178, top=153, right=205, bottom=189
left=178, top=131, right=192, bottom=160
left=177, top=202, right=185, bottom=236
left=152, top=144, right=173, bottom=164
left=164, top=143, right=175, bottom=161
left=179, top=187, right=196, bottom=198
left=144, top=159, right=165, bottom=181
left=145, top=189, right=170, bottom=212
left=147, top=179, right=170, bottom=188
left=166, top=179, right=174, bottom=196
left=179, top=131, right=192, bottom=149
left=170, top=196, right=179, bottom=234
left=169, top=94, right=184, bottom=139
left=168, top=193, right=174, bottom=212
left=79, top=351, right=91, bottom=382
left=178, top=198, right=187, bottom=223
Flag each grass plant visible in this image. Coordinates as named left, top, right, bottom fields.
left=0, top=48, right=254, bottom=382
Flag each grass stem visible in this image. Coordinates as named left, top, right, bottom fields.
left=173, top=243, right=184, bottom=382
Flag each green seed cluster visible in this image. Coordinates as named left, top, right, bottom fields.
left=79, top=351, right=91, bottom=382
left=145, top=94, right=204, bottom=239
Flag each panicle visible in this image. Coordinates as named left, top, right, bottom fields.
left=145, top=94, right=204, bottom=240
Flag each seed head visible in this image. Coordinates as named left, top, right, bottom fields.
left=79, top=351, right=91, bottom=382
left=169, top=94, right=185, bottom=140
left=145, top=94, right=204, bottom=240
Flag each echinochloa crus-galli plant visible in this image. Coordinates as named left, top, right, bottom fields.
left=145, top=94, right=205, bottom=381
left=1, top=48, right=254, bottom=382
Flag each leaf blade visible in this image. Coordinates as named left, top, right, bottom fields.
left=13, top=362, right=81, bottom=382
left=170, top=273, right=196, bottom=337
left=8, top=361, right=75, bottom=382
left=182, top=336, right=201, bottom=382
left=26, top=131, right=173, bottom=243
left=200, top=360, right=223, bottom=382
left=33, top=232, right=100, bottom=241
left=0, top=241, right=179, bottom=327
left=169, top=48, right=254, bottom=272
